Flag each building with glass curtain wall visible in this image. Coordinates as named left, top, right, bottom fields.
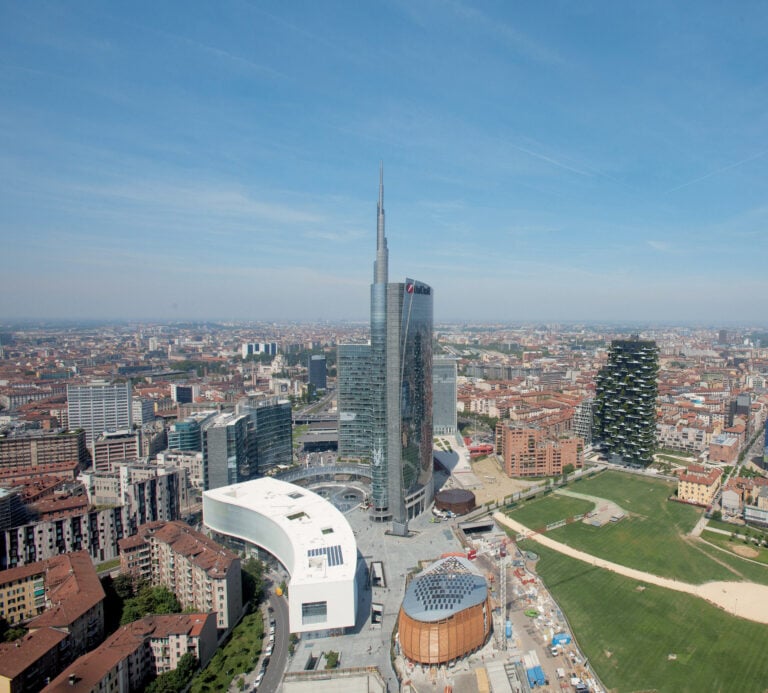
left=367, top=167, right=433, bottom=533
left=432, top=356, right=458, bottom=435
left=239, top=398, right=293, bottom=475
left=337, top=344, right=372, bottom=460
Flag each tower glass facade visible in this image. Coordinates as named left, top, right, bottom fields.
left=337, top=344, right=372, bottom=460
left=594, top=338, right=659, bottom=466
left=432, top=356, right=458, bottom=435
left=241, top=399, right=293, bottom=475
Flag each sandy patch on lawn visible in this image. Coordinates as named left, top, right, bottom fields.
left=495, top=512, right=768, bottom=625
left=732, top=545, right=760, bottom=559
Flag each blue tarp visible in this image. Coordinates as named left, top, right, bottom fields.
left=526, top=665, right=546, bottom=687
left=552, top=632, right=572, bottom=646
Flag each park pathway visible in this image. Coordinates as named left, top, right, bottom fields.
left=494, top=512, right=768, bottom=625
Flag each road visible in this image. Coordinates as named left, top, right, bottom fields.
left=259, top=593, right=289, bottom=693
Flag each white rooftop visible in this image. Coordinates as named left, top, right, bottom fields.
left=204, top=477, right=357, bottom=583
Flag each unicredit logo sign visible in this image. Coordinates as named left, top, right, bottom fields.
left=406, top=283, right=430, bottom=296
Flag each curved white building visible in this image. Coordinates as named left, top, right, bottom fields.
left=203, top=477, right=357, bottom=634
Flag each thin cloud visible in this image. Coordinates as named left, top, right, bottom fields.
left=668, top=149, right=768, bottom=192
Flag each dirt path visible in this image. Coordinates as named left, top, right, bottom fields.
left=494, top=512, right=768, bottom=624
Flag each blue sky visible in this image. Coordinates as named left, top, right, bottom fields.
left=1, top=1, right=767, bottom=324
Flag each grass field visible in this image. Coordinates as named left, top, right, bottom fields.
left=701, top=531, right=768, bottom=566
left=506, top=471, right=768, bottom=585
left=504, top=493, right=593, bottom=529
left=521, top=543, right=768, bottom=693
left=190, top=610, right=264, bottom=692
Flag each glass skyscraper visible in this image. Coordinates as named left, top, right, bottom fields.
left=368, top=166, right=433, bottom=534
left=432, top=356, right=458, bottom=435
left=337, top=343, right=372, bottom=460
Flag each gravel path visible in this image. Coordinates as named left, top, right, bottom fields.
left=494, top=512, right=768, bottom=624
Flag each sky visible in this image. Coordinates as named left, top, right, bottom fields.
left=1, top=1, right=767, bottom=324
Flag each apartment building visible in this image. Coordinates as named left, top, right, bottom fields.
left=0, top=468, right=180, bottom=569
left=0, top=430, right=88, bottom=469
left=0, top=551, right=105, bottom=692
left=119, top=521, right=242, bottom=631
left=42, top=613, right=217, bottom=693
left=497, top=425, right=584, bottom=478
left=677, top=465, right=723, bottom=506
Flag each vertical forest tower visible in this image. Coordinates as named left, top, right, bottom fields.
left=594, top=337, right=658, bottom=466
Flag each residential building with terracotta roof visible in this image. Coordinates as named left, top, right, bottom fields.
left=0, top=551, right=105, bottom=692
left=42, top=612, right=217, bottom=693
left=677, top=465, right=723, bottom=506
left=119, top=521, right=241, bottom=631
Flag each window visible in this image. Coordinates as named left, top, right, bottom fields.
left=301, top=601, right=327, bottom=625
left=287, top=512, right=307, bottom=521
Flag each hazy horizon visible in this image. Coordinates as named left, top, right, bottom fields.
left=2, top=2, right=767, bottom=322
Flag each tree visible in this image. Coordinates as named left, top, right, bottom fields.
left=113, top=573, right=136, bottom=600
left=120, top=586, right=182, bottom=625
left=145, top=653, right=197, bottom=693
left=241, top=557, right=265, bottom=606
left=562, top=463, right=575, bottom=482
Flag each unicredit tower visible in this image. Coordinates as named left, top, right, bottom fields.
left=368, top=164, right=433, bottom=535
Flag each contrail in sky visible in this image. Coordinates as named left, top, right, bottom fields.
left=668, top=149, right=768, bottom=192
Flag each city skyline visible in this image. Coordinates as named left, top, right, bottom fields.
left=2, top=2, right=767, bottom=322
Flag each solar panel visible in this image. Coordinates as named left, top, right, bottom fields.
left=307, top=544, right=344, bottom=567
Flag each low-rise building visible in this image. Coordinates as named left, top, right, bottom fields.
left=42, top=612, right=217, bottom=693
left=119, top=521, right=241, bottom=631
left=708, top=434, right=740, bottom=465
left=677, top=465, right=723, bottom=506
left=0, top=551, right=105, bottom=692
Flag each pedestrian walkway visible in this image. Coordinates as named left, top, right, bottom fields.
left=494, top=511, right=768, bottom=624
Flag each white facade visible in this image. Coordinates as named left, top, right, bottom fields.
left=203, top=478, right=357, bottom=634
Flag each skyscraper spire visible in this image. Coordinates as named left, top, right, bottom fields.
left=374, top=161, right=388, bottom=285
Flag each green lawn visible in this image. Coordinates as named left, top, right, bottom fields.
left=503, top=493, right=594, bottom=530
left=506, top=471, right=768, bottom=585
left=522, top=543, right=768, bottom=693
left=701, top=531, right=768, bottom=567
left=190, top=610, right=264, bottom=692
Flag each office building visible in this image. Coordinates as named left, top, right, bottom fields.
left=239, top=398, right=292, bottom=475
left=432, top=356, right=458, bottom=435
left=572, top=397, right=594, bottom=445
left=337, top=343, right=372, bottom=461
left=241, top=342, right=278, bottom=358
left=593, top=338, right=659, bottom=467
left=170, top=383, right=199, bottom=404
left=168, top=418, right=203, bottom=452
left=201, top=413, right=249, bottom=490
left=203, top=478, right=355, bottom=634
left=92, top=430, right=139, bottom=471
left=369, top=167, right=433, bottom=532
left=131, top=397, right=155, bottom=425
left=308, top=354, right=327, bottom=391
left=67, top=381, right=132, bottom=447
